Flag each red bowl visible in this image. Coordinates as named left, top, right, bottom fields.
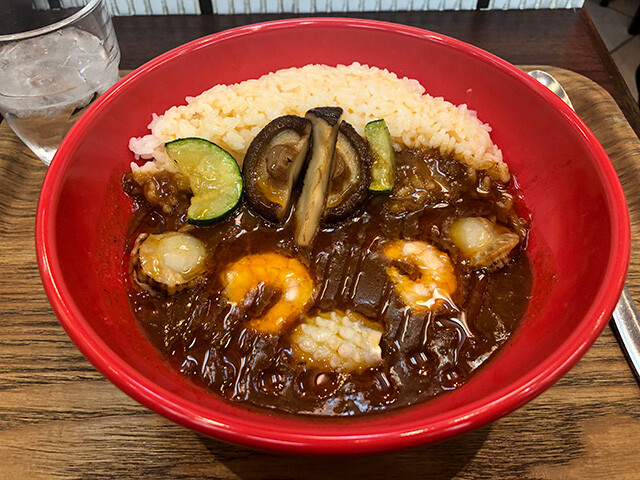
left=36, top=18, right=630, bottom=455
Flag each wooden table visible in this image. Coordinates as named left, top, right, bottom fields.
left=2, top=8, right=640, bottom=479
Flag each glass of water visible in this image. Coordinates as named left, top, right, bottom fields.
left=0, top=0, right=120, bottom=165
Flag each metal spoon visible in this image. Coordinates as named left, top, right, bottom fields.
left=528, top=69, right=640, bottom=382
left=528, top=69, right=575, bottom=110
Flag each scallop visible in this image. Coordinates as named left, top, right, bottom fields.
left=449, top=217, right=520, bottom=270
left=131, top=231, right=207, bottom=294
left=291, top=310, right=383, bottom=373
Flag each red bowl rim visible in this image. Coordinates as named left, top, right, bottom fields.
left=36, top=17, right=631, bottom=455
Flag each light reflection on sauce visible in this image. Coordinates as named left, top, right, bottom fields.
left=124, top=148, right=532, bottom=416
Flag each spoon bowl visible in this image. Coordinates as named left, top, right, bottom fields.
left=528, top=69, right=575, bottom=109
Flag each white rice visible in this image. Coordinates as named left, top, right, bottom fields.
left=129, top=62, right=508, bottom=182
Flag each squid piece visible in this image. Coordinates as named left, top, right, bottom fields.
left=221, top=253, right=314, bottom=334
left=383, top=240, right=457, bottom=313
left=449, top=217, right=520, bottom=271
left=291, top=310, right=383, bottom=373
left=131, top=231, right=207, bottom=295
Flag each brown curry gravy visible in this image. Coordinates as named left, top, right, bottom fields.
left=124, top=148, right=532, bottom=416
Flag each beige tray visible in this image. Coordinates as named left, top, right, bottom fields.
left=1, top=67, right=639, bottom=478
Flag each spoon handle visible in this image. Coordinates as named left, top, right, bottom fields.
left=612, top=286, right=640, bottom=381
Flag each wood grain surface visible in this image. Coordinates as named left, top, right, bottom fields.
left=1, top=67, right=640, bottom=479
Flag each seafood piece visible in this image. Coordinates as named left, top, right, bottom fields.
left=291, top=310, right=383, bottom=373
left=449, top=217, right=520, bottom=271
left=131, top=232, right=207, bottom=295
left=221, top=253, right=314, bottom=334
left=383, top=240, right=457, bottom=313
left=243, top=115, right=312, bottom=223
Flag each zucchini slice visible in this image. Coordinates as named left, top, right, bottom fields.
left=365, top=119, right=396, bottom=192
left=165, top=138, right=243, bottom=224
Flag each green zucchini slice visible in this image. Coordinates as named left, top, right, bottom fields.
left=165, top=138, right=242, bottom=224
left=365, top=119, right=396, bottom=192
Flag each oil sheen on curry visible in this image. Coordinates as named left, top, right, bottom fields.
left=124, top=104, right=532, bottom=416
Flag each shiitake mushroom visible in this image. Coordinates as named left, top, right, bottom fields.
left=244, top=108, right=375, bottom=246
left=294, top=107, right=343, bottom=246
left=324, top=121, right=372, bottom=222
left=243, top=115, right=312, bottom=223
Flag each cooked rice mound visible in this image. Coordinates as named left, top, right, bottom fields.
left=129, top=63, right=508, bottom=182
left=291, top=310, right=383, bottom=373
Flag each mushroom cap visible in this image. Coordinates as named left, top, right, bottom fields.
left=294, top=107, right=344, bottom=246
left=324, top=121, right=373, bottom=222
left=243, top=115, right=312, bottom=223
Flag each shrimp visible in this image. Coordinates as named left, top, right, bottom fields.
left=221, top=252, right=314, bottom=334
left=383, top=240, right=457, bottom=313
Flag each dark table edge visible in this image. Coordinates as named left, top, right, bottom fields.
left=578, top=7, right=640, bottom=137
left=110, top=8, right=640, bottom=137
